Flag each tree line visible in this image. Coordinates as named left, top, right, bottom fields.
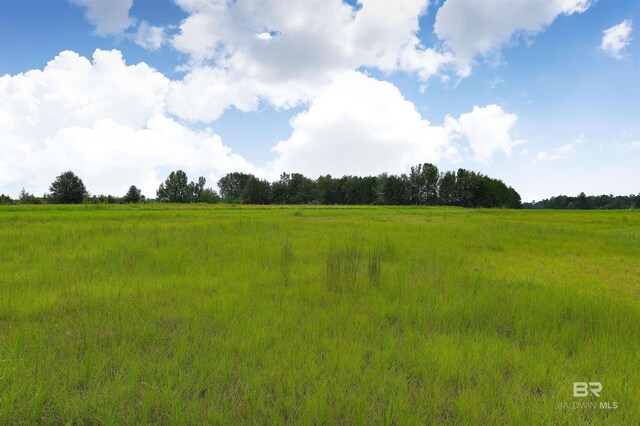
left=0, top=164, right=523, bottom=208
left=216, top=165, right=522, bottom=208
left=2, top=168, right=638, bottom=209
left=523, top=193, right=640, bottom=210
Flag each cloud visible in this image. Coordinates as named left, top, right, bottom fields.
left=0, top=50, right=168, bottom=137
left=71, top=0, right=166, bottom=52
left=166, top=62, right=327, bottom=123
left=1, top=116, right=255, bottom=198
left=131, top=21, right=166, bottom=51
left=268, top=72, right=455, bottom=178
left=446, top=104, right=523, bottom=164
left=600, top=20, right=633, bottom=59
left=256, top=31, right=277, bottom=41
left=171, top=0, right=445, bottom=74
left=70, top=0, right=134, bottom=36
left=0, top=49, right=521, bottom=197
left=434, top=0, right=592, bottom=63
left=269, top=72, right=519, bottom=178
left=535, top=135, right=584, bottom=162
left=0, top=50, right=256, bottom=197
left=167, top=0, right=454, bottom=122
left=535, top=151, right=560, bottom=162
left=557, top=136, right=583, bottom=153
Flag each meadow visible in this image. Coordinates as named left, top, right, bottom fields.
left=0, top=204, right=638, bottom=424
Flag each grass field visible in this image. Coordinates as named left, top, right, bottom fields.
left=0, top=204, right=639, bottom=424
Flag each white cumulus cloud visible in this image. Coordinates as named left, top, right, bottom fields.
left=269, top=72, right=455, bottom=178
left=446, top=104, right=523, bottom=164
left=269, top=72, right=519, bottom=178
left=0, top=50, right=256, bottom=197
left=131, top=21, right=166, bottom=51
left=434, top=0, right=592, bottom=64
left=70, top=0, right=134, bottom=35
left=600, top=20, right=633, bottom=59
left=168, top=0, right=453, bottom=122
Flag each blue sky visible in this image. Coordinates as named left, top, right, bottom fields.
left=0, top=0, right=638, bottom=201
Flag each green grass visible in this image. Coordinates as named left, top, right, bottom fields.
left=0, top=204, right=639, bottom=424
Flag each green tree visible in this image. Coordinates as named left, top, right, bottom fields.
left=217, top=172, right=253, bottom=202
left=376, top=173, right=410, bottom=205
left=17, top=188, right=42, bottom=204
left=157, top=170, right=191, bottom=203
left=288, top=173, right=316, bottom=204
left=181, top=176, right=220, bottom=203
left=409, top=163, right=439, bottom=205
left=48, top=171, right=88, bottom=204
left=316, top=175, right=341, bottom=205
left=576, top=192, right=589, bottom=210
left=271, top=173, right=291, bottom=204
left=423, top=163, right=439, bottom=205
left=351, top=176, right=378, bottom=204
left=437, top=171, right=456, bottom=205
left=189, top=176, right=206, bottom=201
left=634, top=193, right=640, bottom=209
left=507, top=186, right=522, bottom=209
left=0, top=194, right=13, bottom=205
left=241, top=176, right=271, bottom=204
left=198, top=188, right=220, bottom=204
left=123, top=185, right=144, bottom=203
left=455, top=168, right=480, bottom=207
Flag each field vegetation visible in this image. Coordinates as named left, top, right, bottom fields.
left=0, top=204, right=639, bottom=424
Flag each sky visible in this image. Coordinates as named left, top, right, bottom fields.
left=0, top=0, right=638, bottom=202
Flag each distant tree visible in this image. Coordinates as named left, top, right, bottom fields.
left=241, top=176, right=271, bottom=204
left=0, top=194, right=13, bottom=205
left=48, top=171, right=88, bottom=204
left=438, top=171, right=456, bottom=206
left=409, top=163, right=439, bottom=205
left=217, top=172, right=253, bottom=202
left=508, top=186, right=522, bottom=209
left=634, top=193, right=640, bottom=209
left=409, top=165, right=426, bottom=204
left=157, top=170, right=191, bottom=203
left=576, top=192, right=589, bottom=210
left=454, top=169, right=472, bottom=207
left=123, top=185, right=144, bottom=203
left=17, top=188, right=42, bottom=205
left=198, top=188, right=221, bottom=204
left=288, top=173, right=316, bottom=204
left=525, top=193, right=634, bottom=210
left=348, top=176, right=377, bottom=204
left=33, top=165, right=530, bottom=208
left=168, top=175, right=220, bottom=204
left=163, top=176, right=220, bottom=203
left=340, top=176, right=359, bottom=205
left=316, top=175, right=341, bottom=205
left=86, top=194, right=120, bottom=204
left=376, top=173, right=410, bottom=205
left=271, top=173, right=291, bottom=204
left=189, top=176, right=206, bottom=201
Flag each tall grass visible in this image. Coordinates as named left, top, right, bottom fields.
left=367, top=243, right=383, bottom=287
left=325, top=242, right=362, bottom=292
left=280, top=238, right=293, bottom=286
